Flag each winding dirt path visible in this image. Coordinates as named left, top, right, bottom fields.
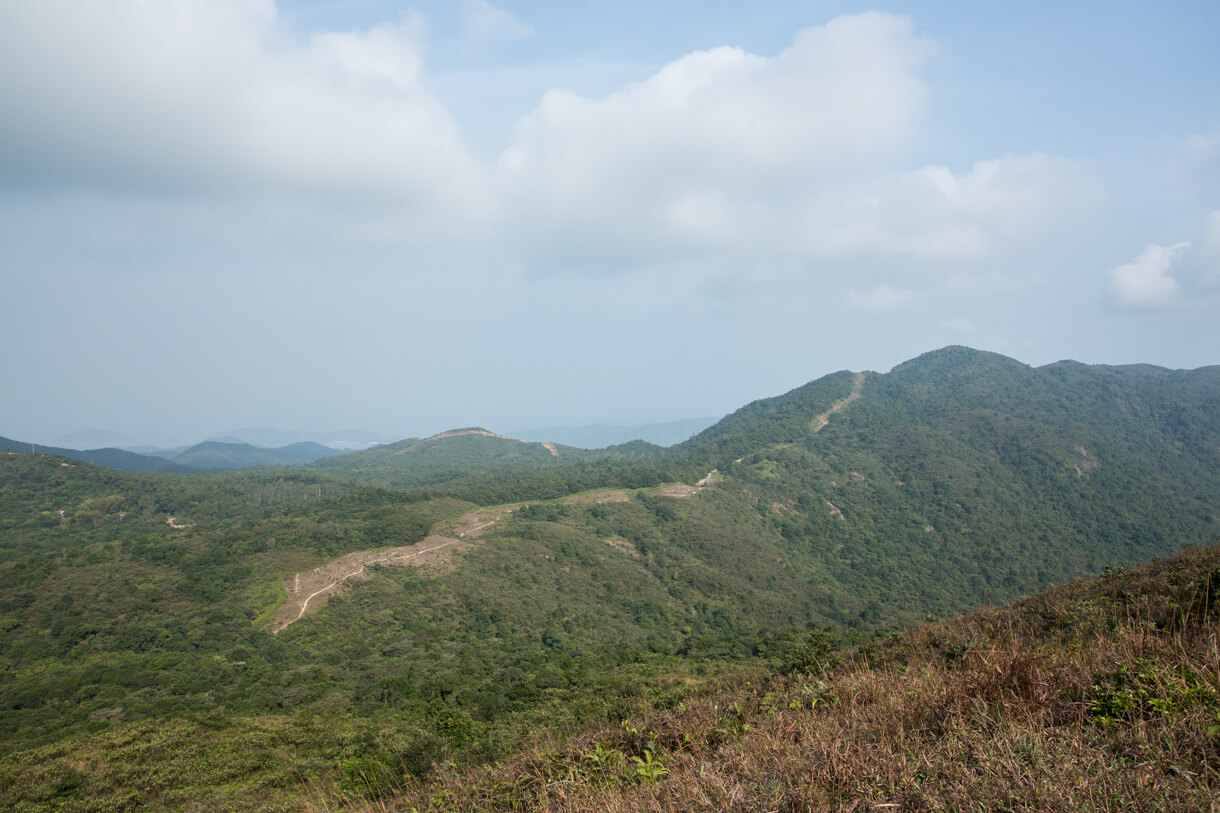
left=270, top=461, right=732, bottom=631
left=812, top=372, right=865, bottom=433
left=270, top=537, right=468, bottom=633
left=731, top=372, right=866, bottom=463
left=270, top=504, right=521, bottom=633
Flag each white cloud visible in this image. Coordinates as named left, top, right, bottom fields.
left=498, top=14, right=932, bottom=261
left=0, top=5, right=1102, bottom=270
left=783, top=153, right=1096, bottom=263
left=0, top=0, right=488, bottom=235
left=461, top=0, right=532, bottom=47
left=497, top=14, right=1096, bottom=274
left=1108, top=242, right=1190, bottom=309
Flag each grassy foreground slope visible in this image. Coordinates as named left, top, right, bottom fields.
left=381, top=543, right=1220, bottom=812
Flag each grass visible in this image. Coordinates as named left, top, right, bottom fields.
left=0, top=715, right=344, bottom=812
left=338, top=544, right=1220, bottom=812
left=250, top=578, right=289, bottom=628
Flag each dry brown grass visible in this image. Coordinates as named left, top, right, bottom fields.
left=334, top=546, right=1220, bottom=813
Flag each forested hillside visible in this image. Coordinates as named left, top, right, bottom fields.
left=0, top=436, right=201, bottom=473
left=386, top=543, right=1220, bottom=812
left=172, top=440, right=343, bottom=470
left=1, top=346, right=1217, bottom=810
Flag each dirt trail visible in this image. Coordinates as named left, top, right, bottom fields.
left=270, top=537, right=467, bottom=633
left=651, top=469, right=721, bottom=498
left=811, top=372, right=865, bottom=433
left=732, top=372, right=866, bottom=463
left=562, top=489, right=632, bottom=504
left=270, top=504, right=521, bottom=633
left=270, top=462, right=731, bottom=631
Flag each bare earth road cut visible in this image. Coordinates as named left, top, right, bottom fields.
left=270, top=466, right=729, bottom=632
left=650, top=469, right=721, bottom=498
left=562, top=489, right=632, bottom=505
left=733, top=372, right=866, bottom=463
left=812, top=371, right=865, bottom=433
left=269, top=382, right=867, bottom=632
left=270, top=504, right=521, bottom=633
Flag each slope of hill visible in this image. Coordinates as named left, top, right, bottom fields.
left=1, top=346, right=1218, bottom=811
left=0, top=436, right=200, bottom=473
left=311, top=427, right=667, bottom=494
left=172, top=440, right=342, bottom=470
left=509, top=418, right=719, bottom=449
left=384, top=543, right=1220, bottom=812
left=206, top=427, right=386, bottom=449
left=655, top=346, right=1220, bottom=621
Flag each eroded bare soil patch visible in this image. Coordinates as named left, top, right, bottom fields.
left=812, top=371, right=865, bottom=433
left=563, top=490, right=632, bottom=505
left=271, top=505, right=523, bottom=632
left=270, top=536, right=470, bottom=633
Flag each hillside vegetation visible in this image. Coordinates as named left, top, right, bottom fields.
left=378, top=543, right=1220, bottom=812
left=0, top=346, right=1217, bottom=810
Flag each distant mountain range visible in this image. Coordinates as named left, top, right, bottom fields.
left=2, top=421, right=715, bottom=475
left=0, top=437, right=199, bottom=473
left=172, top=441, right=342, bottom=470
left=201, top=427, right=388, bottom=450
left=0, top=437, right=344, bottom=472
left=508, top=417, right=719, bottom=448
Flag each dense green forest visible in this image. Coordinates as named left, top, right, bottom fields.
left=1, top=346, right=1218, bottom=810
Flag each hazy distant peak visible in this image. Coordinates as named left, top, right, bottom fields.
left=510, top=418, right=719, bottom=449
left=427, top=427, right=523, bottom=442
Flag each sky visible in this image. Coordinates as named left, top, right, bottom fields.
left=1, top=0, right=1218, bottom=448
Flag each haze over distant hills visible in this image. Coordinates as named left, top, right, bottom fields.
left=0, top=436, right=201, bottom=473
left=54, top=428, right=136, bottom=449
left=509, top=417, right=719, bottom=449
left=202, top=427, right=389, bottom=451
left=0, top=437, right=345, bottom=473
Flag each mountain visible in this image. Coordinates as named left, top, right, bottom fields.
left=311, top=427, right=665, bottom=493
left=120, top=444, right=192, bottom=459
left=657, top=345, right=1220, bottom=618
left=206, top=427, right=387, bottom=450
left=387, top=542, right=1220, bottom=811
left=171, top=440, right=343, bottom=470
left=509, top=417, right=720, bottom=449
left=0, top=436, right=200, bottom=473
left=1, top=345, right=1218, bottom=810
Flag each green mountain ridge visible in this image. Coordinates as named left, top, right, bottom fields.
left=0, top=436, right=202, bottom=474
left=1, top=345, right=1218, bottom=810
left=311, top=426, right=667, bottom=494
left=172, top=440, right=343, bottom=470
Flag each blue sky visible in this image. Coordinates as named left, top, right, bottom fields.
left=1, top=1, right=1218, bottom=447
